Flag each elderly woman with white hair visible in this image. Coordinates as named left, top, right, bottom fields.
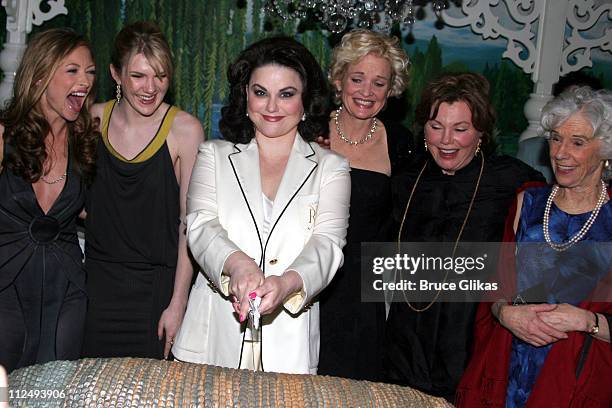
left=458, top=86, right=612, bottom=408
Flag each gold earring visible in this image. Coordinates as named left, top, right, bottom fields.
left=475, top=139, right=482, bottom=156
left=115, top=83, right=122, bottom=104
left=424, top=140, right=428, bottom=152
left=605, top=159, right=610, bottom=169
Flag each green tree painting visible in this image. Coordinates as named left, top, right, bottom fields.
left=2, top=0, right=607, bottom=155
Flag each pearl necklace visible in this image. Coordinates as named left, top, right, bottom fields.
left=543, top=180, right=607, bottom=252
left=334, top=106, right=377, bottom=146
left=40, top=171, right=67, bottom=185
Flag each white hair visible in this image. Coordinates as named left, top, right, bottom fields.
left=540, top=86, right=612, bottom=180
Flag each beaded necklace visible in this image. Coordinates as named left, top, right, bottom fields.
left=334, top=106, right=377, bottom=146
left=543, top=180, right=607, bottom=252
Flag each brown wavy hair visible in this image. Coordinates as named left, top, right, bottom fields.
left=415, top=72, right=497, bottom=153
left=1, top=28, right=99, bottom=185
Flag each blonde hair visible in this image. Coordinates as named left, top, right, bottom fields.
left=329, top=29, right=410, bottom=103
left=111, top=21, right=173, bottom=81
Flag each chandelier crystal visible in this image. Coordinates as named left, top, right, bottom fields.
left=264, top=0, right=459, bottom=33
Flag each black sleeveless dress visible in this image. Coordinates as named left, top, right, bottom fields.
left=317, top=122, right=413, bottom=381
left=0, top=141, right=86, bottom=372
left=82, top=101, right=180, bottom=359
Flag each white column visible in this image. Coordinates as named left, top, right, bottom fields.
left=0, top=0, right=68, bottom=106
left=521, top=0, right=568, bottom=142
left=443, top=0, right=612, bottom=141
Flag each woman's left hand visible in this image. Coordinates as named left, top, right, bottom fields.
left=157, top=299, right=188, bottom=359
left=537, top=303, right=592, bottom=333
left=252, top=271, right=303, bottom=315
left=315, top=136, right=331, bottom=150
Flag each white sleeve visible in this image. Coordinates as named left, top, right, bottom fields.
left=186, top=142, right=238, bottom=296
left=284, top=155, right=351, bottom=313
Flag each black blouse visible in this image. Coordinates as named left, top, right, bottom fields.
left=384, top=151, right=544, bottom=401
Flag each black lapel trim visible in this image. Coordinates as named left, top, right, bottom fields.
left=261, top=142, right=318, bottom=274
left=228, top=144, right=264, bottom=267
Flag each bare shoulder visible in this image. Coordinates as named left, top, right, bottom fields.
left=171, top=109, right=204, bottom=145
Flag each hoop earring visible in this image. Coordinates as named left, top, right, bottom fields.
left=115, top=83, right=122, bottom=104
left=424, top=140, right=428, bottom=152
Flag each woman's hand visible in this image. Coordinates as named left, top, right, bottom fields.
left=252, top=271, right=303, bottom=315
left=537, top=303, right=594, bottom=333
left=315, top=136, right=331, bottom=150
left=157, top=298, right=188, bottom=359
left=224, top=252, right=265, bottom=322
left=496, top=303, right=568, bottom=347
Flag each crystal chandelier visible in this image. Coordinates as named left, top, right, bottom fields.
left=264, top=0, right=461, bottom=33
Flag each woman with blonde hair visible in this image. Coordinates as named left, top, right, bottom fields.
left=0, top=28, right=98, bottom=372
left=318, top=29, right=413, bottom=381
left=82, top=21, right=203, bottom=360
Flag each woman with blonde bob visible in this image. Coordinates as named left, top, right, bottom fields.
left=317, top=29, right=413, bottom=381
left=0, top=28, right=98, bottom=372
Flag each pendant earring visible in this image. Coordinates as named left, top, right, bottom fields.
left=301, top=113, right=306, bottom=122
left=475, top=139, right=482, bottom=156
left=115, top=83, right=122, bottom=104
left=424, top=140, right=428, bottom=152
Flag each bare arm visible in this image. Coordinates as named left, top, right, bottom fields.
left=158, top=111, right=204, bottom=358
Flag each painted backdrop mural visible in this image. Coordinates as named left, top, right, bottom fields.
left=4, top=0, right=611, bottom=154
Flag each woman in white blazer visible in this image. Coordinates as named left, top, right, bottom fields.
left=172, top=37, right=351, bottom=374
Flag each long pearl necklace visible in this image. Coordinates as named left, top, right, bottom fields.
left=334, top=106, right=377, bottom=146
left=543, top=180, right=607, bottom=252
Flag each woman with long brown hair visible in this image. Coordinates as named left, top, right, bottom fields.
left=0, top=28, right=98, bottom=372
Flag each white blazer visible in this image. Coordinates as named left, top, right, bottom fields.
left=173, top=135, right=350, bottom=374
